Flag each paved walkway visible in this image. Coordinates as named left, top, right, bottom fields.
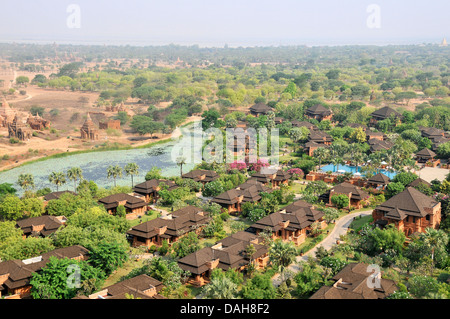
left=272, top=210, right=372, bottom=286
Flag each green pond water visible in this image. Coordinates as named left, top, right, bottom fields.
left=0, top=123, right=199, bottom=195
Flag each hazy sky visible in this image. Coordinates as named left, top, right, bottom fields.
left=0, top=0, right=449, bottom=46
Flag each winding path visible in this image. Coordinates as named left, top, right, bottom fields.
left=272, top=210, right=372, bottom=286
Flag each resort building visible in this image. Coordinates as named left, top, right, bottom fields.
left=369, top=106, right=402, bottom=126
left=132, top=179, right=178, bottom=203
left=43, top=190, right=77, bottom=201
left=74, top=274, right=166, bottom=300
left=248, top=169, right=291, bottom=188
left=98, top=193, right=148, bottom=219
left=126, top=206, right=210, bottom=248
left=177, top=231, right=268, bottom=287
left=249, top=200, right=325, bottom=246
left=310, top=263, right=398, bottom=299
left=367, top=138, right=394, bottom=153
left=0, top=245, right=90, bottom=299
left=181, top=169, right=219, bottom=185
left=211, top=189, right=244, bottom=214
left=320, top=182, right=370, bottom=209
left=249, top=102, right=273, bottom=117
left=408, top=177, right=432, bottom=188
left=365, top=131, right=386, bottom=141
left=16, top=215, right=66, bottom=238
left=291, top=120, right=318, bottom=131
left=308, top=130, right=333, bottom=145
left=366, top=173, right=390, bottom=190
left=372, top=187, right=441, bottom=236
left=415, top=148, right=439, bottom=166
left=304, top=104, right=333, bottom=121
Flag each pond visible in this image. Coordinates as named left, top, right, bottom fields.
left=319, top=164, right=397, bottom=179
left=0, top=123, right=200, bottom=195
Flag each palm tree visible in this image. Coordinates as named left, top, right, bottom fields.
left=48, top=171, right=66, bottom=192
left=313, top=147, right=329, bottom=171
left=67, top=167, right=83, bottom=192
left=124, top=162, right=139, bottom=187
left=202, top=277, right=238, bottom=299
left=420, top=228, right=448, bottom=262
left=269, top=240, right=297, bottom=282
left=107, top=165, right=123, bottom=187
left=176, top=156, right=186, bottom=177
left=18, top=173, right=35, bottom=191
left=353, top=152, right=366, bottom=174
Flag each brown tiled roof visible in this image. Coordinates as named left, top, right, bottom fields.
left=375, top=187, right=439, bottom=220
left=182, top=169, right=219, bottom=183
left=43, top=191, right=77, bottom=201
left=98, top=193, right=146, bottom=210
left=415, top=148, right=437, bottom=158
left=291, top=120, right=318, bottom=130
left=177, top=231, right=267, bottom=275
left=0, top=245, right=90, bottom=290
left=250, top=103, right=272, bottom=114
left=408, top=177, right=432, bottom=188
left=212, top=189, right=241, bottom=205
left=367, top=173, right=390, bottom=185
left=133, top=179, right=178, bottom=194
left=367, top=139, right=394, bottom=152
left=16, top=215, right=64, bottom=237
left=370, top=106, right=402, bottom=120
left=250, top=202, right=324, bottom=233
left=329, top=182, right=369, bottom=201
left=126, top=206, right=210, bottom=239
left=310, top=263, right=398, bottom=299
left=305, top=104, right=332, bottom=116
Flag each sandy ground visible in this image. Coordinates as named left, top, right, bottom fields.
left=418, top=166, right=450, bottom=183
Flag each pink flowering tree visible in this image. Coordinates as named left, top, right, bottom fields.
left=287, top=168, right=304, bottom=180
left=248, top=158, right=270, bottom=172
left=228, top=160, right=247, bottom=172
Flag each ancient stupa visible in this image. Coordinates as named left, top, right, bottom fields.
left=441, top=38, right=448, bottom=47
left=80, top=113, right=99, bottom=140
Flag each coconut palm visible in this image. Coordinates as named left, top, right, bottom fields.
left=419, top=228, right=448, bottom=263
left=67, top=167, right=83, bottom=192
left=48, top=171, right=66, bottom=192
left=269, top=240, right=297, bottom=282
left=313, top=147, right=330, bottom=171
left=124, top=162, right=139, bottom=187
left=107, top=165, right=123, bottom=187
left=353, top=152, right=366, bottom=174
left=18, top=173, right=35, bottom=191
left=176, top=156, right=186, bottom=177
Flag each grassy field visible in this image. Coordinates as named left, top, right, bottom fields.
left=128, top=210, right=159, bottom=227
left=349, top=215, right=373, bottom=231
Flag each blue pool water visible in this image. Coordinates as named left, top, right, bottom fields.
left=319, top=164, right=397, bottom=179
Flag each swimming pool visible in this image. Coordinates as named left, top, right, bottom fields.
left=319, top=164, right=397, bottom=179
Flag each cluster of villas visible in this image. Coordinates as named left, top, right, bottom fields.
left=1, top=103, right=447, bottom=299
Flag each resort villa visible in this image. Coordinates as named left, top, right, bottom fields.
left=126, top=206, right=210, bottom=248
left=98, top=193, right=148, bottom=219
left=249, top=200, right=326, bottom=246
left=0, top=246, right=90, bottom=299
left=372, top=187, right=441, bottom=236
left=177, top=231, right=268, bottom=287
left=132, top=179, right=179, bottom=203
left=310, top=263, right=398, bottom=299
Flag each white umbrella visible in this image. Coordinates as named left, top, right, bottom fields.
left=338, top=169, right=346, bottom=173
left=354, top=172, right=361, bottom=176
left=381, top=161, right=387, bottom=165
